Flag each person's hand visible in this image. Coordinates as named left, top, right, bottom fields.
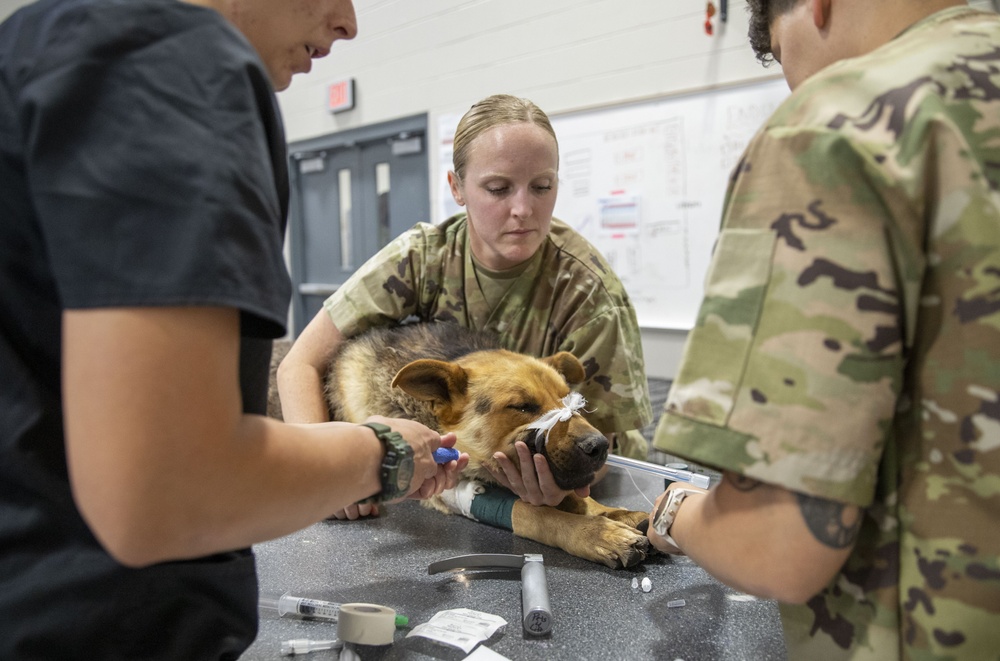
left=327, top=417, right=467, bottom=519
left=364, top=416, right=468, bottom=504
left=327, top=501, right=379, bottom=520
left=486, top=440, right=590, bottom=507
left=402, top=431, right=468, bottom=501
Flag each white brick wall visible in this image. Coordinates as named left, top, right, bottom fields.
left=279, top=1, right=772, bottom=143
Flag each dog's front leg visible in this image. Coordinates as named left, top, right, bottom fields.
left=511, top=501, right=649, bottom=569
left=555, top=494, right=649, bottom=530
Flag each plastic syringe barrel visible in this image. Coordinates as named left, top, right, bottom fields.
left=264, top=593, right=340, bottom=621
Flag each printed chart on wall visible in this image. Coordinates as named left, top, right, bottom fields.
left=550, top=77, right=788, bottom=330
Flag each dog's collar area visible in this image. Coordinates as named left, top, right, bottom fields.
left=524, top=392, right=587, bottom=447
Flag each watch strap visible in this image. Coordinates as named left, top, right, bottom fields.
left=361, top=421, right=393, bottom=438
left=652, top=488, right=700, bottom=552
left=357, top=422, right=413, bottom=505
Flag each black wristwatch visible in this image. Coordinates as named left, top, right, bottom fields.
left=357, top=422, right=415, bottom=504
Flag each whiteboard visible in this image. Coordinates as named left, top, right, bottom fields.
left=550, top=78, right=789, bottom=329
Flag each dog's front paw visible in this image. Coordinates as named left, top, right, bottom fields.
left=580, top=517, right=650, bottom=569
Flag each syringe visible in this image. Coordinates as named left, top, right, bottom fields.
left=259, top=592, right=408, bottom=627
left=260, top=592, right=340, bottom=621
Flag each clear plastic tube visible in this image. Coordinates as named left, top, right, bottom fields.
left=605, top=454, right=712, bottom=488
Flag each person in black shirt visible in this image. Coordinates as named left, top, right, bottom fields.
left=0, top=1, right=467, bottom=658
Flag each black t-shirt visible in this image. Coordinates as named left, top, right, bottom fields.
left=0, top=0, right=291, bottom=657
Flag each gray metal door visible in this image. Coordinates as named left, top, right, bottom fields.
left=287, top=114, right=429, bottom=336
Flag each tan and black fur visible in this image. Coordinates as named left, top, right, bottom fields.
left=324, top=322, right=650, bottom=568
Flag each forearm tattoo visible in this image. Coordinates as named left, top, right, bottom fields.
left=795, top=492, right=861, bottom=549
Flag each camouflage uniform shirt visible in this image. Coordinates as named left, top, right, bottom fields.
left=653, top=7, right=1000, bottom=660
left=324, top=212, right=653, bottom=455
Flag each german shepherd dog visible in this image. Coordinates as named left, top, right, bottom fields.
left=323, top=322, right=651, bottom=569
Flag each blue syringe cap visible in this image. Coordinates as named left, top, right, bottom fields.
left=433, top=447, right=460, bottom=464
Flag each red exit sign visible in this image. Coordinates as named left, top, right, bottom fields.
left=327, top=78, right=355, bottom=113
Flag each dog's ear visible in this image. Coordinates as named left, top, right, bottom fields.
left=392, top=359, right=468, bottom=406
left=541, top=351, right=586, bottom=386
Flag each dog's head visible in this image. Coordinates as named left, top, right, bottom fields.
left=391, top=349, right=609, bottom=490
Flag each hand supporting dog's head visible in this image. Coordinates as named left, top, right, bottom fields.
left=391, top=349, right=609, bottom=490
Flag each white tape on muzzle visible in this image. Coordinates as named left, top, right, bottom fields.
left=524, top=392, right=587, bottom=447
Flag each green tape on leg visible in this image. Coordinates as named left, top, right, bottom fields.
left=469, top=484, right=517, bottom=530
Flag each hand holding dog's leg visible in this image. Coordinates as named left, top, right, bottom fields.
left=329, top=423, right=466, bottom=515
left=407, top=468, right=452, bottom=500
left=406, top=432, right=467, bottom=501
left=372, top=425, right=467, bottom=503
left=407, top=457, right=468, bottom=501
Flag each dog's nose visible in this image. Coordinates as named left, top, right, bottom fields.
left=577, top=433, right=609, bottom=462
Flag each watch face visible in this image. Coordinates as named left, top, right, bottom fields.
left=396, top=457, right=414, bottom=492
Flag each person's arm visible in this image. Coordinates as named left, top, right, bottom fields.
left=276, top=309, right=387, bottom=520
left=647, top=472, right=861, bottom=603
left=276, top=309, right=344, bottom=423
left=63, top=305, right=465, bottom=567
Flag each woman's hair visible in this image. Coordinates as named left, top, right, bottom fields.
left=746, top=0, right=801, bottom=66
left=451, top=94, right=558, bottom=180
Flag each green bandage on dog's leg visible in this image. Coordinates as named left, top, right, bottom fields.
left=469, top=484, right=518, bottom=530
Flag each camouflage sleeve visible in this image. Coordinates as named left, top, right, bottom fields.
left=561, top=307, right=653, bottom=439
left=615, top=430, right=649, bottom=462
left=323, top=224, right=429, bottom=337
left=653, top=127, right=906, bottom=507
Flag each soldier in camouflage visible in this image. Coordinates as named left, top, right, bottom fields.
left=279, top=94, right=652, bottom=518
left=647, top=1, right=1000, bottom=659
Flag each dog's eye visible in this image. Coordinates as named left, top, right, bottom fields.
left=507, top=403, right=541, bottom=415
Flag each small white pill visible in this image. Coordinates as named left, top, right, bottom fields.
left=631, top=577, right=639, bottom=590
left=641, top=577, right=652, bottom=593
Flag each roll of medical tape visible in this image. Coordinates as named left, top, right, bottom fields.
left=337, top=603, right=398, bottom=645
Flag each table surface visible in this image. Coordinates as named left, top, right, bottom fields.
left=242, top=467, right=787, bottom=661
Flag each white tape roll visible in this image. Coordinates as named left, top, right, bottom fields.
left=337, top=603, right=398, bottom=646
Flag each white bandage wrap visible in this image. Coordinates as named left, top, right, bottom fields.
left=524, top=392, right=588, bottom=447
left=439, top=479, right=486, bottom=520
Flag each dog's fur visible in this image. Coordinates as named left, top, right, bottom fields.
left=323, top=322, right=650, bottom=568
